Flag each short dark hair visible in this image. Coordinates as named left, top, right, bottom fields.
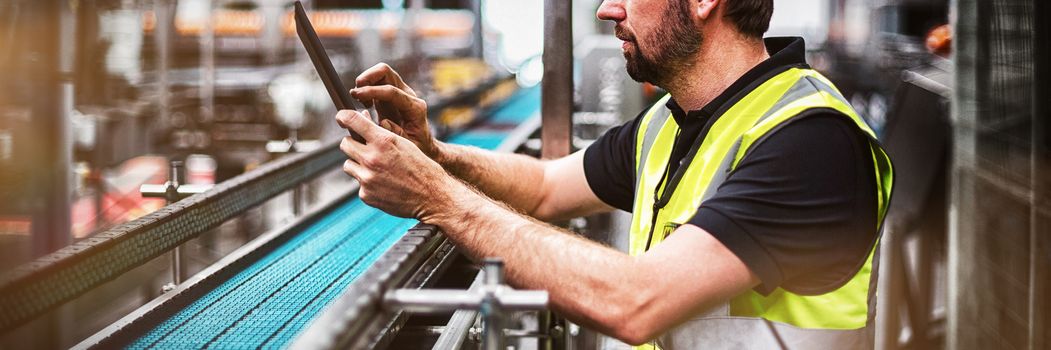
left=723, top=0, right=774, bottom=39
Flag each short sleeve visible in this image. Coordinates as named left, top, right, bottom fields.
left=689, top=114, right=879, bottom=295
left=583, top=111, right=645, bottom=212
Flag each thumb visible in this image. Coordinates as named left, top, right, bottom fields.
left=336, top=110, right=382, bottom=141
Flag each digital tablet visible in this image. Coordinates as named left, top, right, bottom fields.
left=294, top=1, right=373, bottom=141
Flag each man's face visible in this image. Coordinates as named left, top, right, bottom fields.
left=598, top=0, right=703, bottom=86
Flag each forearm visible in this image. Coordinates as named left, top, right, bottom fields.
left=415, top=173, right=759, bottom=344
left=423, top=178, right=650, bottom=339
left=435, top=142, right=549, bottom=215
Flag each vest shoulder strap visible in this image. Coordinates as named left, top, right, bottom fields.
left=634, top=94, right=674, bottom=188
left=733, top=70, right=877, bottom=169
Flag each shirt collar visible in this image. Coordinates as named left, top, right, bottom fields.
left=666, top=37, right=809, bottom=125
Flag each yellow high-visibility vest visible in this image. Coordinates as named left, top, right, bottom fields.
left=629, top=68, right=894, bottom=349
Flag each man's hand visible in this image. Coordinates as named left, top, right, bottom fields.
left=351, top=63, right=438, bottom=160
left=347, top=65, right=612, bottom=222
left=336, top=109, right=456, bottom=219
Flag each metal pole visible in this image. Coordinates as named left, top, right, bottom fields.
left=154, top=0, right=173, bottom=129
left=28, top=0, right=74, bottom=258
left=468, top=0, right=484, bottom=58
left=480, top=259, right=504, bottom=350
left=538, top=7, right=574, bottom=350
left=289, top=130, right=304, bottom=216
left=167, top=161, right=184, bottom=287
left=200, top=0, right=215, bottom=125
left=1028, top=2, right=1049, bottom=349
left=538, top=6, right=574, bottom=350
left=538, top=308, right=554, bottom=350
left=432, top=274, right=484, bottom=350
left=262, top=0, right=283, bottom=65
left=541, top=0, right=573, bottom=160
left=947, top=1, right=978, bottom=349
left=292, top=185, right=304, bottom=216
left=169, top=243, right=183, bottom=287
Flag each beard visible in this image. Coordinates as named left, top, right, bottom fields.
left=620, top=0, right=702, bottom=86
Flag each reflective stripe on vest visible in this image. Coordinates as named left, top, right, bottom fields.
left=628, top=68, right=894, bottom=350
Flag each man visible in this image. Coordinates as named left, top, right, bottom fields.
left=335, top=0, right=893, bottom=348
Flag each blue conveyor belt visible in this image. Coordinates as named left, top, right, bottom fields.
left=487, top=85, right=541, bottom=125
left=128, top=86, right=539, bottom=349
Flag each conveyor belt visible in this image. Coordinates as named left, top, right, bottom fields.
left=120, top=85, right=540, bottom=349
left=128, top=201, right=413, bottom=349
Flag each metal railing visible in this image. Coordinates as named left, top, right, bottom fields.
left=0, top=140, right=345, bottom=332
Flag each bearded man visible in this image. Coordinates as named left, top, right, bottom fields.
left=334, top=0, right=894, bottom=348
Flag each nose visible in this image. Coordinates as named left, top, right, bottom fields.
left=597, top=0, right=626, bottom=22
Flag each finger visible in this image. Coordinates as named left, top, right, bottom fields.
left=355, top=63, right=415, bottom=95
left=341, top=109, right=395, bottom=143
left=379, top=119, right=394, bottom=133
left=350, top=85, right=423, bottom=119
left=334, top=109, right=355, bottom=129
left=388, top=121, right=406, bottom=138
left=339, top=135, right=366, bottom=163
left=354, top=63, right=396, bottom=87
left=380, top=119, right=407, bottom=138
left=342, top=159, right=365, bottom=179
left=336, top=109, right=379, bottom=141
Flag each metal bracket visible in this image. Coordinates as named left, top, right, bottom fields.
left=384, top=258, right=548, bottom=350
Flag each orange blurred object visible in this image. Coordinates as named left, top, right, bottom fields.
left=143, top=9, right=267, bottom=37
left=179, top=10, right=265, bottom=36
left=413, top=11, right=473, bottom=38
left=926, top=24, right=952, bottom=57
left=144, top=9, right=472, bottom=39
left=281, top=10, right=363, bottom=38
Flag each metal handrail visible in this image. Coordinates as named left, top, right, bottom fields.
left=0, top=140, right=345, bottom=332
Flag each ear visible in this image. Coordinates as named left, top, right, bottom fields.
left=695, top=0, right=720, bottom=21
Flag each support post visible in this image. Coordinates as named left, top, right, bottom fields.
left=468, top=0, right=484, bottom=58
left=480, top=259, right=505, bottom=350
left=154, top=0, right=173, bottom=129
left=539, top=5, right=575, bottom=348
left=20, top=2, right=78, bottom=346
left=200, top=0, right=215, bottom=125
left=141, top=160, right=213, bottom=291
left=541, top=0, right=573, bottom=160
left=27, top=0, right=75, bottom=259
left=1028, top=2, right=1049, bottom=349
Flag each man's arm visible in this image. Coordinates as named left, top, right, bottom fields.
left=426, top=178, right=759, bottom=344
left=337, top=110, right=759, bottom=345
left=435, top=145, right=611, bottom=222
